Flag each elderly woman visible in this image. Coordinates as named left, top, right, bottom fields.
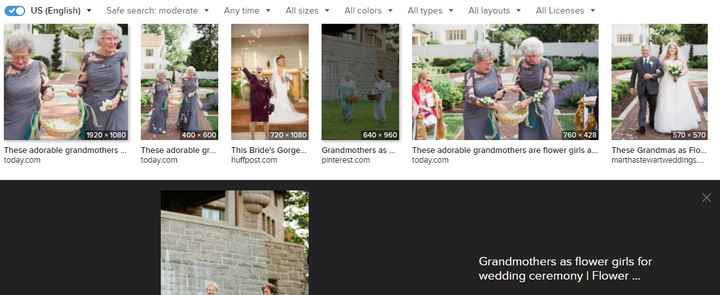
left=463, top=45, right=508, bottom=140
left=4, top=33, right=55, bottom=140
left=178, top=66, right=202, bottom=132
left=67, top=24, right=128, bottom=134
left=373, top=70, right=391, bottom=123
left=412, top=70, right=439, bottom=139
left=206, top=281, right=218, bottom=295
left=509, top=37, right=555, bottom=140
left=337, top=71, right=356, bottom=123
left=148, top=72, right=170, bottom=135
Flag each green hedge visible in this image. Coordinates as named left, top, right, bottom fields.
left=32, top=55, right=51, bottom=68
left=199, top=79, right=219, bottom=88
left=141, top=93, right=152, bottom=108
left=612, top=80, right=631, bottom=105
left=548, top=56, right=598, bottom=72
left=688, top=56, right=707, bottom=69
left=612, top=57, right=635, bottom=71
left=141, top=79, right=154, bottom=87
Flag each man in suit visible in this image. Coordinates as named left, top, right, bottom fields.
left=630, top=45, right=664, bottom=135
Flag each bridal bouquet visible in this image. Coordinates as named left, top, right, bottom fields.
left=668, top=64, right=682, bottom=82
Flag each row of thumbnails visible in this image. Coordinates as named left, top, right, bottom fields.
left=3, top=23, right=708, bottom=141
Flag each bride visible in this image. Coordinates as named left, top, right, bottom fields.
left=654, top=42, right=700, bottom=133
left=269, top=54, right=307, bottom=124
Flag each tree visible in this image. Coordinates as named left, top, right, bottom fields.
left=498, top=42, right=505, bottom=65
left=383, top=24, right=400, bottom=52
left=51, top=32, right=62, bottom=71
left=283, top=191, right=309, bottom=249
left=144, top=24, right=189, bottom=83
left=488, top=24, right=597, bottom=43
left=650, top=24, right=683, bottom=56
left=681, top=24, right=708, bottom=59
left=186, top=24, right=218, bottom=71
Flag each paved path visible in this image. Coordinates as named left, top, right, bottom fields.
left=612, top=81, right=708, bottom=140
left=141, top=89, right=213, bottom=140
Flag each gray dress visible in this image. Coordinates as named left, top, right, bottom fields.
left=149, top=81, right=169, bottom=134
left=77, top=51, right=128, bottom=132
left=178, top=77, right=200, bottom=132
left=4, top=61, right=48, bottom=140
left=463, top=67, right=502, bottom=140
left=517, top=58, right=555, bottom=140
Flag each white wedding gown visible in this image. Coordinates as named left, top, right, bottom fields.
left=269, top=69, right=307, bottom=124
left=654, top=59, right=700, bottom=133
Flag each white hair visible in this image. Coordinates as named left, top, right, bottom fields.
left=520, top=37, right=544, bottom=56
left=5, top=32, right=34, bottom=55
left=471, top=44, right=494, bottom=63
left=185, top=66, right=197, bottom=75
left=640, top=44, right=651, bottom=51
left=206, top=281, right=219, bottom=290
left=94, top=24, right=122, bottom=45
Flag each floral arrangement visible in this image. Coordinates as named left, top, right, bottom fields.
left=478, top=96, right=495, bottom=105
left=667, top=64, right=682, bottom=82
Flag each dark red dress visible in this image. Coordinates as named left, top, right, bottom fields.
left=243, top=68, right=272, bottom=122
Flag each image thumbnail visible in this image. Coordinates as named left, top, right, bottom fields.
left=4, top=24, right=129, bottom=140
left=611, top=24, right=708, bottom=140
left=412, top=24, right=599, bottom=140
left=161, top=190, right=309, bottom=295
left=231, top=25, right=309, bottom=140
left=321, top=24, right=400, bottom=140
left=141, top=24, right=219, bottom=140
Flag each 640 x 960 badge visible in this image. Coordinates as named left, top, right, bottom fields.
left=361, top=130, right=399, bottom=140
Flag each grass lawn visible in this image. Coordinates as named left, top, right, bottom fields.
left=443, top=113, right=463, bottom=140
left=322, top=93, right=399, bottom=140
left=556, top=113, right=576, bottom=133
left=206, top=115, right=219, bottom=132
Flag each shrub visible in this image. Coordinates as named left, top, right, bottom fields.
left=558, top=80, right=573, bottom=90
left=232, top=80, right=243, bottom=98
left=576, top=63, right=599, bottom=88
left=612, top=57, right=635, bottom=71
left=557, top=81, right=592, bottom=108
left=688, top=56, right=707, bottom=69
left=545, top=56, right=597, bottom=72
left=612, top=81, right=631, bottom=105
left=199, top=79, right=219, bottom=88
left=431, top=58, right=457, bottom=67
left=431, top=75, right=463, bottom=110
left=141, top=79, right=155, bottom=87
left=141, top=93, right=152, bottom=108
left=32, top=55, right=51, bottom=68
left=447, top=59, right=473, bottom=73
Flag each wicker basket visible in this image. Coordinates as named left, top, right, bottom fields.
left=348, top=95, right=362, bottom=103
left=41, top=117, right=83, bottom=138
left=39, top=97, right=83, bottom=139
left=496, top=102, right=529, bottom=125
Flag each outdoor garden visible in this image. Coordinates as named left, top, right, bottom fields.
left=140, top=24, right=219, bottom=139
left=611, top=24, right=708, bottom=139
left=412, top=24, right=599, bottom=140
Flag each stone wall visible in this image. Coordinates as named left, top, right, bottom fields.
left=266, top=241, right=308, bottom=295
left=322, top=35, right=399, bottom=100
left=161, top=211, right=308, bottom=295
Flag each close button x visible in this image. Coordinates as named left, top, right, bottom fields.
left=701, top=193, right=712, bottom=203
